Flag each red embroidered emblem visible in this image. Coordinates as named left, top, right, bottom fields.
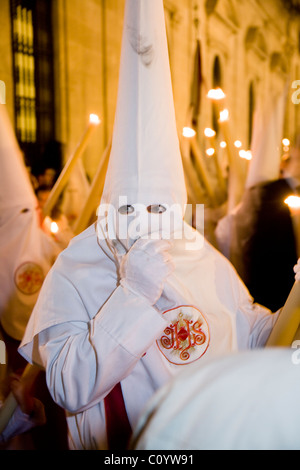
left=157, top=306, right=210, bottom=365
left=14, top=262, right=44, bottom=295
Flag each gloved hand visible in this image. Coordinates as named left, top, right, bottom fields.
left=119, top=238, right=175, bottom=305
left=294, top=259, right=300, bottom=282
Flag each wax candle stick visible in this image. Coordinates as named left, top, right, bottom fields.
left=73, top=139, right=112, bottom=235
left=43, top=114, right=101, bottom=218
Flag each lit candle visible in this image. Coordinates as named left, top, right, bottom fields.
left=285, top=195, right=300, bottom=210
left=217, top=108, right=246, bottom=210
left=217, top=109, right=239, bottom=171
left=239, top=150, right=252, bottom=161
left=285, top=195, right=300, bottom=258
left=219, top=108, right=229, bottom=122
left=43, top=114, right=101, bottom=217
left=204, top=128, right=216, bottom=138
left=182, top=126, right=196, bottom=138
left=207, top=88, right=226, bottom=100
left=206, top=148, right=215, bottom=157
left=189, top=137, right=217, bottom=206
left=234, top=140, right=242, bottom=148
left=50, top=221, right=59, bottom=234
left=203, top=127, right=226, bottom=193
left=282, top=138, right=290, bottom=147
left=73, top=139, right=112, bottom=235
left=180, top=139, right=205, bottom=206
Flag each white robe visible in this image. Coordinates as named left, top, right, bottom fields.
left=132, top=348, right=300, bottom=450
left=19, top=222, right=279, bottom=449
left=0, top=206, right=60, bottom=340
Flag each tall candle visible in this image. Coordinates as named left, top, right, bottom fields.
left=73, top=139, right=112, bottom=235
left=43, top=114, right=101, bottom=217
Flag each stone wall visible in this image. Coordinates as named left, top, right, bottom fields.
left=0, top=0, right=14, bottom=122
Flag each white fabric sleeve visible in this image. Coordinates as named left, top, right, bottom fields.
left=34, top=285, right=168, bottom=414
left=0, top=405, right=37, bottom=443
left=234, top=273, right=280, bottom=349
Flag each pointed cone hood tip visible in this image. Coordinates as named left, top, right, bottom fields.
left=100, top=0, right=187, bottom=215
left=0, top=104, right=37, bottom=213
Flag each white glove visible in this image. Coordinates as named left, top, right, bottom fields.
left=119, top=238, right=175, bottom=305
left=294, top=259, right=300, bottom=282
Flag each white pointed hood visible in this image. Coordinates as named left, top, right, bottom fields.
left=246, top=88, right=287, bottom=189
left=98, top=0, right=187, bottom=248
left=0, top=104, right=37, bottom=217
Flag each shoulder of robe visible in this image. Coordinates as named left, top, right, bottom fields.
left=54, top=223, right=109, bottom=268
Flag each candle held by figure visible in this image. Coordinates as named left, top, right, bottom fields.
left=42, top=114, right=101, bottom=218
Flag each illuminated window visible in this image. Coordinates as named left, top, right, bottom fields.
left=11, top=1, right=36, bottom=143
left=10, top=0, right=55, bottom=172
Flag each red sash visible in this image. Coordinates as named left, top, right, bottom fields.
left=104, top=382, right=132, bottom=450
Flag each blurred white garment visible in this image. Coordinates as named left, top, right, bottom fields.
left=60, top=160, right=90, bottom=228
left=132, top=348, right=300, bottom=450
left=42, top=214, right=74, bottom=251
left=0, top=104, right=60, bottom=340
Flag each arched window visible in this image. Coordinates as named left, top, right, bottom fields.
left=248, top=81, right=255, bottom=147
left=212, top=55, right=222, bottom=133
left=10, top=0, right=57, bottom=175
left=213, top=56, right=222, bottom=88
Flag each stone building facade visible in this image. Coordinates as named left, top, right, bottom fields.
left=0, top=0, right=300, bottom=193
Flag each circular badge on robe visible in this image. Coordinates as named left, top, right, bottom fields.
left=157, top=305, right=210, bottom=365
left=14, top=262, right=44, bottom=295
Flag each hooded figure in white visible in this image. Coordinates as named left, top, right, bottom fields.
left=19, top=0, right=282, bottom=450
left=0, top=104, right=60, bottom=342
left=132, top=348, right=300, bottom=451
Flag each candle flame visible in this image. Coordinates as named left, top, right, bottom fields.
left=51, top=221, right=59, bottom=234
left=204, top=128, right=216, bottom=138
left=219, top=109, right=229, bottom=122
left=282, top=138, right=290, bottom=147
left=207, top=88, right=226, bottom=100
left=285, top=195, right=300, bottom=209
left=206, top=148, right=215, bottom=156
left=239, top=150, right=252, bottom=160
left=89, top=114, right=101, bottom=125
left=234, top=140, right=242, bottom=148
left=182, top=127, right=196, bottom=138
